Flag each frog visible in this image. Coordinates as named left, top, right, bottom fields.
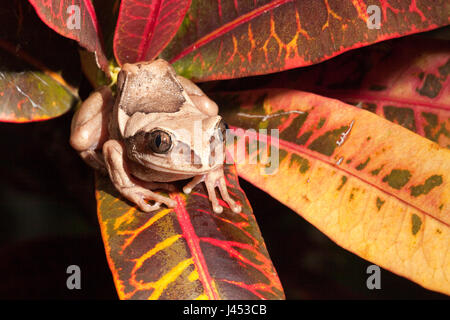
left=70, top=59, right=241, bottom=214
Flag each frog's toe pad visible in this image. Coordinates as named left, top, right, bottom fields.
left=230, top=203, right=242, bottom=213
left=212, top=205, right=223, bottom=214
left=183, top=186, right=192, bottom=194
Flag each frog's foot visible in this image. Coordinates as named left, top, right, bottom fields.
left=103, top=139, right=177, bottom=213
left=121, top=185, right=177, bottom=212
left=184, top=168, right=241, bottom=214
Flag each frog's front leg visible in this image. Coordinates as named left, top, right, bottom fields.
left=102, top=139, right=177, bottom=212
left=183, top=167, right=242, bottom=214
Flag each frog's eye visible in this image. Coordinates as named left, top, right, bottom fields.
left=149, top=130, right=172, bottom=154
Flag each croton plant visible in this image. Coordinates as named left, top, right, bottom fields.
left=1, top=0, right=449, bottom=299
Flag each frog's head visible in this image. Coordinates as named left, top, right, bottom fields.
left=123, top=112, right=227, bottom=174
left=115, top=60, right=227, bottom=174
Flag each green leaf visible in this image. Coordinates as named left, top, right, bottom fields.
left=162, top=0, right=450, bottom=81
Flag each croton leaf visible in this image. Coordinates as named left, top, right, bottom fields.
left=114, top=0, right=192, bottom=65
left=162, top=0, right=450, bottom=81
left=95, top=165, right=284, bottom=300
left=27, top=0, right=109, bottom=75
left=259, top=37, right=450, bottom=148
left=80, top=0, right=121, bottom=88
left=216, top=89, right=450, bottom=295
left=0, top=0, right=79, bottom=122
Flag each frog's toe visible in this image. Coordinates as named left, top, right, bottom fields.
left=230, top=203, right=242, bottom=213
left=135, top=198, right=160, bottom=212
left=217, top=177, right=241, bottom=213
left=183, top=175, right=205, bottom=195
left=150, top=194, right=176, bottom=209
left=213, top=204, right=223, bottom=214
left=183, top=186, right=192, bottom=194
left=165, top=198, right=177, bottom=208
left=143, top=202, right=161, bottom=212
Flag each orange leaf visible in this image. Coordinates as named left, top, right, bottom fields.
left=217, top=89, right=450, bottom=295
left=95, top=165, right=284, bottom=300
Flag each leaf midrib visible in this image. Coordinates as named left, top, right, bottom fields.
left=171, top=194, right=220, bottom=299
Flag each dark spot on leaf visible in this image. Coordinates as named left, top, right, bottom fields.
left=279, top=112, right=309, bottom=141
left=376, top=197, right=385, bottom=211
left=421, top=112, right=450, bottom=143
left=337, top=176, right=348, bottom=191
left=362, top=103, right=377, bottom=113
left=346, top=159, right=352, bottom=164
left=382, top=169, right=411, bottom=189
left=418, top=72, right=424, bottom=80
left=370, top=164, right=384, bottom=176
left=439, top=204, right=444, bottom=211
left=308, top=125, right=349, bottom=156
left=411, top=214, right=422, bottom=236
left=355, top=157, right=370, bottom=171
left=417, top=74, right=442, bottom=98
left=278, top=148, right=288, bottom=163
left=436, top=229, right=442, bottom=234
left=422, top=112, right=438, bottom=140
left=383, top=106, right=416, bottom=132
left=349, top=188, right=358, bottom=201
left=289, top=154, right=310, bottom=173
left=296, top=131, right=313, bottom=145
left=317, top=117, right=326, bottom=129
left=410, top=175, right=443, bottom=197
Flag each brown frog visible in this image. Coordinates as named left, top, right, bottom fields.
left=70, top=59, right=241, bottom=214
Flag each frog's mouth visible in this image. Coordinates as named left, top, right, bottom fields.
left=140, top=159, right=222, bottom=175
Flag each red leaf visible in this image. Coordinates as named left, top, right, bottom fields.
left=27, top=0, right=109, bottom=75
left=113, top=0, right=191, bottom=65
left=161, top=0, right=450, bottom=81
